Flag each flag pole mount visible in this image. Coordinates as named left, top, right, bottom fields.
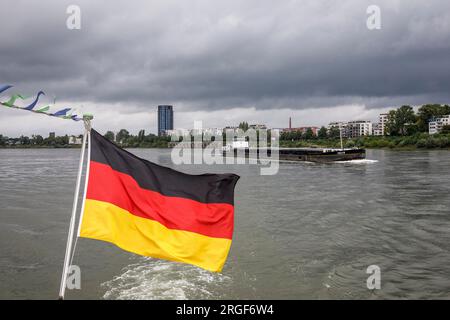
left=83, top=113, right=94, bottom=121
left=58, top=113, right=93, bottom=300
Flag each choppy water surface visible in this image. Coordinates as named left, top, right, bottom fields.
left=1, top=148, right=450, bottom=299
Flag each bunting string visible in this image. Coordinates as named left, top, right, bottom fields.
left=0, top=85, right=82, bottom=121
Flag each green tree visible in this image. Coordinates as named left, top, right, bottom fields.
left=19, top=135, right=30, bottom=145
left=54, top=135, right=69, bottom=146
left=46, top=134, right=56, bottom=146
left=303, top=128, right=314, bottom=140
left=138, top=130, right=145, bottom=142
left=32, top=134, right=44, bottom=145
left=0, top=134, right=6, bottom=146
left=416, top=104, right=450, bottom=132
left=386, top=105, right=416, bottom=136
left=441, top=125, right=450, bottom=134
left=104, top=131, right=115, bottom=142
left=318, top=126, right=327, bottom=139
left=328, top=127, right=340, bottom=139
left=116, top=129, right=130, bottom=144
left=238, top=122, right=249, bottom=131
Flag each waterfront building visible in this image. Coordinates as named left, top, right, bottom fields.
left=429, top=115, right=450, bottom=134
left=283, top=118, right=317, bottom=135
left=157, top=105, right=174, bottom=136
left=379, top=113, right=389, bottom=135
left=249, top=124, right=267, bottom=130
left=203, top=128, right=224, bottom=136
left=373, top=123, right=383, bottom=136
left=283, top=126, right=319, bottom=136
left=231, top=137, right=249, bottom=149
left=328, top=121, right=347, bottom=128
left=224, top=126, right=239, bottom=130
left=347, top=120, right=372, bottom=138
left=328, top=121, right=372, bottom=138
left=166, top=127, right=224, bottom=138
left=165, top=128, right=191, bottom=137
left=372, top=113, right=389, bottom=136
left=328, top=122, right=349, bottom=138
left=68, top=135, right=82, bottom=145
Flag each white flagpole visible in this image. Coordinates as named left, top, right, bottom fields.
left=76, top=127, right=91, bottom=238
left=58, top=116, right=91, bottom=300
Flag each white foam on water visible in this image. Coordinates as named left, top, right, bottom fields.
left=336, top=159, right=378, bottom=164
left=101, top=258, right=231, bottom=300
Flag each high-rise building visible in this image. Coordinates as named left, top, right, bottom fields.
left=157, top=105, right=174, bottom=136
left=379, top=113, right=389, bottom=136
left=372, top=113, right=389, bottom=136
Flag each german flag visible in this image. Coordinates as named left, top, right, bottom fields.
left=79, top=129, right=239, bottom=272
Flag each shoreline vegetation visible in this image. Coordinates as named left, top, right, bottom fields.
left=2, top=132, right=450, bottom=150
left=0, top=129, right=171, bottom=149
left=279, top=133, right=450, bottom=150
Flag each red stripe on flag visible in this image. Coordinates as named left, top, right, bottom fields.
left=86, top=161, right=234, bottom=239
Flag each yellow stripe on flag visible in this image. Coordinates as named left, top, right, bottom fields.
left=80, top=199, right=232, bottom=272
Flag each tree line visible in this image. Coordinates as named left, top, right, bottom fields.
left=278, top=104, right=450, bottom=149
left=385, top=104, right=450, bottom=136
left=279, top=104, right=450, bottom=142
left=0, top=129, right=171, bottom=148
left=280, top=127, right=333, bottom=141
left=0, top=133, right=71, bottom=147
left=104, top=129, right=171, bottom=148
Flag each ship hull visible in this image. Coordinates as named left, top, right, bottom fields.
left=224, top=148, right=366, bottom=163
left=278, top=148, right=366, bottom=163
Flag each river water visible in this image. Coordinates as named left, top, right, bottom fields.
left=1, top=148, right=450, bottom=299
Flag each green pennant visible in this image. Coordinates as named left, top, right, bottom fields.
left=2, top=94, right=26, bottom=107
left=36, top=105, right=51, bottom=113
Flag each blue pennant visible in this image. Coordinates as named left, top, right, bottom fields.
left=23, top=91, right=45, bottom=110
left=0, top=84, right=13, bottom=95
left=52, top=108, right=71, bottom=117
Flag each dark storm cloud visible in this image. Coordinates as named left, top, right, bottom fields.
left=1, top=0, right=450, bottom=112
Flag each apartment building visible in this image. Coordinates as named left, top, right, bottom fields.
left=429, top=115, right=450, bottom=134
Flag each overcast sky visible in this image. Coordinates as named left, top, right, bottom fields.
left=1, top=0, right=450, bottom=136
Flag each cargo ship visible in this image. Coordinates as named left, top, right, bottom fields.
left=222, top=128, right=365, bottom=162
left=225, top=147, right=366, bottom=163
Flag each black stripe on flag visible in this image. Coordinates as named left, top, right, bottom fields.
left=90, top=129, right=240, bottom=205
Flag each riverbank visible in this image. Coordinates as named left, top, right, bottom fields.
left=3, top=133, right=450, bottom=150
left=0, top=145, right=81, bottom=149
left=280, top=133, right=450, bottom=150
left=0, top=142, right=171, bottom=149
